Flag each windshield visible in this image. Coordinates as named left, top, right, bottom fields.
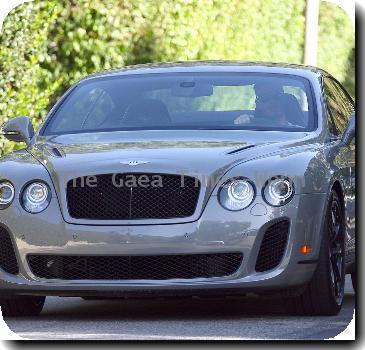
left=43, top=73, right=316, bottom=135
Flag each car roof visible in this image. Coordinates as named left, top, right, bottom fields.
left=82, top=60, right=330, bottom=82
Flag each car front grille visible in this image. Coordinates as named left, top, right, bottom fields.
left=67, top=173, right=200, bottom=220
left=0, top=227, right=19, bottom=275
left=27, top=253, right=243, bottom=280
left=255, top=219, right=290, bottom=272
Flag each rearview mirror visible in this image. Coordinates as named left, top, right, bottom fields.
left=1, top=116, right=35, bottom=146
left=172, top=82, right=213, bottom=97
left=341, top=113, right=355, bottom=146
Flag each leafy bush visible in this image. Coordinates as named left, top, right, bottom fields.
left=0, top=0, right=354, bottom=156
left=318, top=1, right=355, bottom=97
left=0, top=0, right=59, bottom=154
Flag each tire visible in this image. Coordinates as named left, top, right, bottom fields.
left=0, top=296, right=45, bottom=317
left=286, top=190, right=345, bottom=316
left=351, top=271, right=356, bottom=293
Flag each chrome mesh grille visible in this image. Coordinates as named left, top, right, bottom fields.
left=67, top=173, right=200, bottom=220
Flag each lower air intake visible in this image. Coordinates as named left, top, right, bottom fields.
left=27, top=253, right=243, bottom=280
left=255, top=219, right=290, bottom=272
left=0, top=227, right=19, bottom=275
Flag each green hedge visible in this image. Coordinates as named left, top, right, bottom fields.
left=0, top=0, right=354, bottom=156
left=318, top=1, right=355, bottom=96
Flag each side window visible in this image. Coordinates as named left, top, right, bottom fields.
left=323, top=77, right=354, bottom=135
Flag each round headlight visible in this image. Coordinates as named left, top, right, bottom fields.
left=0, top=182, right=15, bottom=208
left=263, top=176, right=294, bottom=206
left=22, top=182, right=51, bottom=213
left=219, top=178, right=255, bottom=211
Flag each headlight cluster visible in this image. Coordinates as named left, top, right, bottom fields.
left=0, top=181, right=51, bottom=213
left=218, top=175, right=294, bottom=211
left=263, top=176, right=294, bottom=207
left=0, top=182, right=15, bottom=209
left=21, top=182, right=51, bottom=213
left=219, top=178, right=255, bottom=211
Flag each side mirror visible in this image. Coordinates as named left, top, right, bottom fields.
left=1, top=116, right=35, bottom=146
left=341, top=113, right=355, bottom=146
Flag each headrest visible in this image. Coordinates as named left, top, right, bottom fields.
left=123, top=99, right=171, bottom=126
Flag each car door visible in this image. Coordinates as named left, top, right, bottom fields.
left=323, top=77, right=355, bottom=265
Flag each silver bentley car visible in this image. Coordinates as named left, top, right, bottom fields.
left=0, top=62, right=355, bottom=317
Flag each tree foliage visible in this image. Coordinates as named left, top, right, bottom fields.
left=0, top=0, right=59, bottom=154
left=318, top=1, right=355, bottom=96
left=0, top=0, right=355, bottom=156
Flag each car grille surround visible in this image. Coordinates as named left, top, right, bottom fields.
left=255, top=219, right=290, bottom=272
left=66, top=173, right=201, bottom=220
left=0, top=226, right=19, bottom=275
left=27, top=253, right=244, bottom=281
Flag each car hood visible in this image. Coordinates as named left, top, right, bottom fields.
left=29, top=130, right=315, bottom=224
left=31, top=130, right=313, bottom=178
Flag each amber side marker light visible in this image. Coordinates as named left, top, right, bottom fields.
left=300, top=245, right=312, bottom=254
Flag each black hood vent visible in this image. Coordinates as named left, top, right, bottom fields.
left=227, top=144, right=255, bottom=155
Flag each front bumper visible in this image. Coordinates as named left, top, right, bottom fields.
left=0, top=193, right=327, bottom=297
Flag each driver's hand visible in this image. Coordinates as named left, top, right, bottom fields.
left=234, top=114, right=251, bottom=125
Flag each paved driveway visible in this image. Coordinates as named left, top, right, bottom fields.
left=4, top=276, right=355, bottom=340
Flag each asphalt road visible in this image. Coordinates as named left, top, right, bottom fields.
left=4, top=276, right=355, bottom=340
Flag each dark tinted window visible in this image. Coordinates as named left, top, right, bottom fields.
left=44, top=73, right=315, bottom=135
left=323, top=77, right=354, bottom=135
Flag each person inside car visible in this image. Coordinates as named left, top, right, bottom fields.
left=234, top=83, right=305, bottom=127
left=234, top=83, right=285, bottom=125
